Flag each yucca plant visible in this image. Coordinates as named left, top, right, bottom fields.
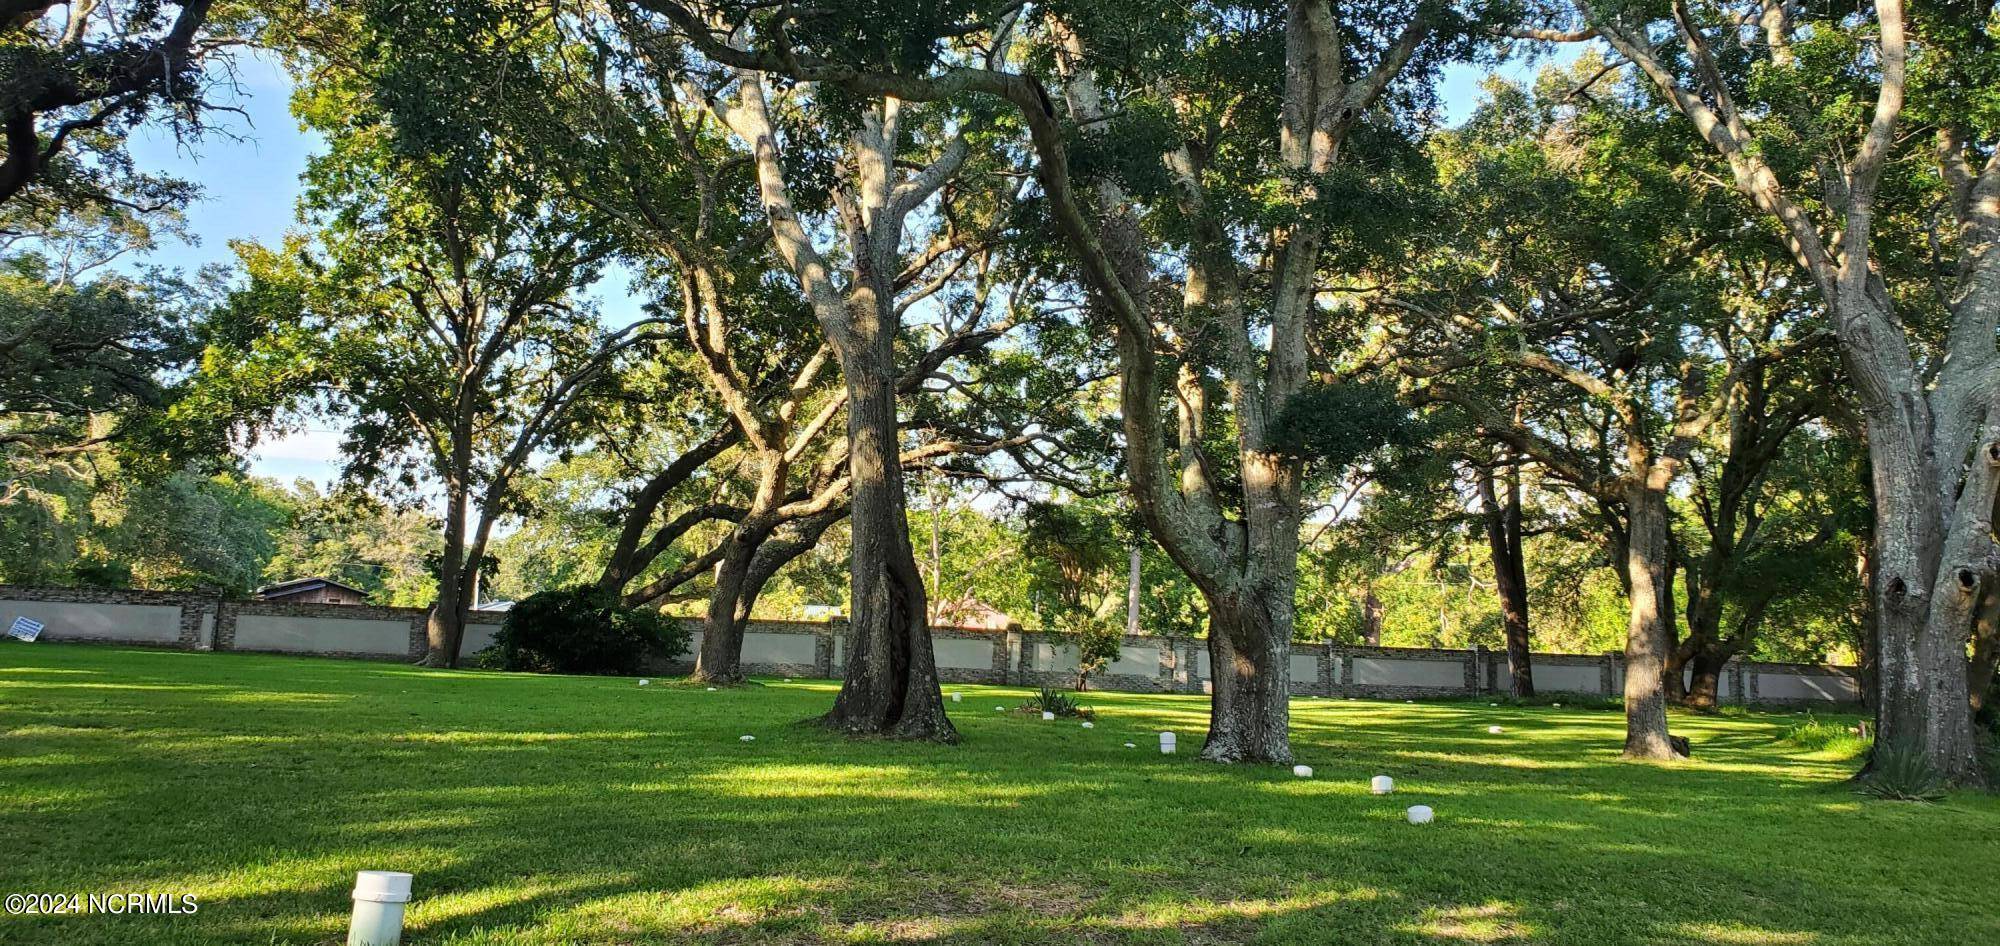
left=1025, top=686, right=1091, bottom=719
left=1854, top=744, right=1949, bottom=802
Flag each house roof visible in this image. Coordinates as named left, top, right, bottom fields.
left=255, top=576, right=372, bottom=600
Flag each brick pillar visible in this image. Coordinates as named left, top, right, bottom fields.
left=1003, top=625, right=1022, bottom=685
left=814, top=623, right=834, bottom=678
left=406, top=610, right=428, bottom=660
left=214, top=600, right=240, bottom=652
left=823, top=619, right=848, bottom=678
left=180, top=595, right=222, bottom=651
left=1181, top=639, right=1205, bottom=693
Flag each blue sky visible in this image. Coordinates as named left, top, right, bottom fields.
left=129, top=53, right=1547, bottom=488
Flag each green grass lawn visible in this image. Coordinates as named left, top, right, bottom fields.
left=2, top=645, right=1995, bottom=945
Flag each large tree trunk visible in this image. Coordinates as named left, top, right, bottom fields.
left=1682, top=646, right=1735, bottom=712
left=422, top=454, right=473, bottom=668
left=1201, top=589, right=1294, bottom=764
left=692, top=525, right=768, bottom=684
left=1361, top=585, right=1383, bottom=646
left=1478, top=463, right=1534, bottom=697
left=1845, top=300, right=1989, bottom=782
left=1671, top=571, right=1722, bottom=708
left=818, top=307, right=956, bottom=741
left=693, top=455, right=789, bottom=684
left=699, top=508, right=851, bottom=681
left=1188, top=449, right=1302, bottom=765
left=1622, top=475, right=1684, bottom=760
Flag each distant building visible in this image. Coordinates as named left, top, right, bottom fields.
left=800, top=604, right=844, bottom=621
left=254, top=577, right=372, bottom=606
left=474, top=600, right=515, bottom=613
left=932, top=595, right=1015, bottom=630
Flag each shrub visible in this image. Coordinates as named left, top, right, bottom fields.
left=1854, top=744, right=1949, bottom=802
left=482, top=587, right=688, bottom=676
left=1024, top=686, right=1093, bottom=719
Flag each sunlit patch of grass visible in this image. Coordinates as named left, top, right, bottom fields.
left=1667, top=922, right=1821, bottom=944
left=1407, top=901, right=1529, bottom=943
left=1778, top=713, right=1871, bottom=760
left=0, top=644, right=1995, bottom=945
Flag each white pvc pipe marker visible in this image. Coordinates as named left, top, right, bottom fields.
left=1159, top=731, right=1176, bottom=754
left=348, top=871, right=412, bottom=946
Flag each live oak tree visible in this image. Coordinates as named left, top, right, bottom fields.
left=1390, top=69, right=1832, bottom=755
left=1674, top=412, right=1859, bottom=708
left=602, top=3, right=1046, bottom=738
left=0, top=1, right=233, bottom=211
left=631, top=0, right=1479, bottom=763
left=1020, top=0, right=1475, bottom=765
left=1518, top=0, right=1999, bottom=782
left=538, top=16, right=1039, bottom=685
left=0, top=251, right=197, bottom=475
left=277, top=0, right=661, bottom=666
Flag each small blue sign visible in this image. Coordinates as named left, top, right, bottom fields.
left=8, top=616, right=44, bottom=642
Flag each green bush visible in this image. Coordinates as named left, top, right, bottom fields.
left=482, top=587, right=688, bottom=676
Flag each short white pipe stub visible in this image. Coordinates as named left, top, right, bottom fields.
left=349, top=871, right=412, bottom=946
left=1159, top=731, right=1176, bottom=754
left=1487, top=726, right=1504, bottom=734
left=1406, top=805, right=1435, bottom=825
left=1292, top=765, right=1313, bottom=778
left=1370, top=775, right=1394, bottom=795
left=1041, top=710, right=1055, bottom=721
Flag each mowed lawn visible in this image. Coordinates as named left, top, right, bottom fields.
left=2, top=646, right=1996, bottom=945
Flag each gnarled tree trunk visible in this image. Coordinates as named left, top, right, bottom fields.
left=1845, top=294, right=1990, bottom=783
left=820, top=329, right=955, bottom=741
left=691, top=523, right=772, bottom=684
left=1201, top=591, right=1295, bottom=763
